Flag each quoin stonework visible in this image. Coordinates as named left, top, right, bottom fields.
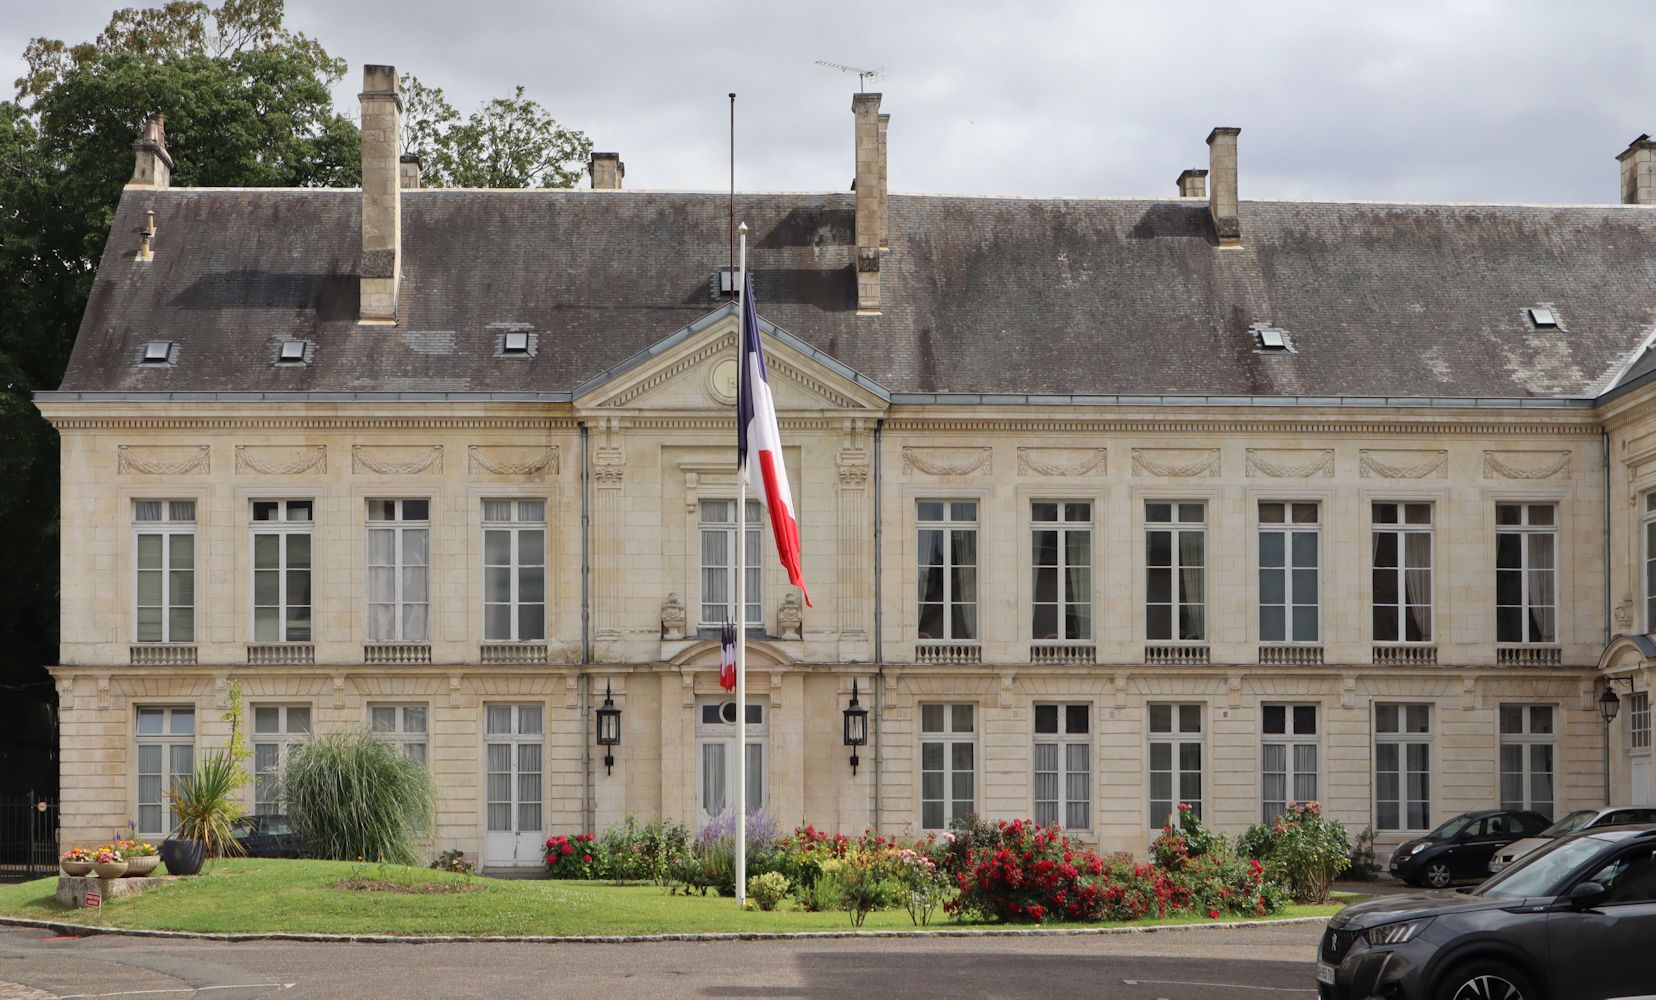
left=36, top=64, right=1656, bottom=868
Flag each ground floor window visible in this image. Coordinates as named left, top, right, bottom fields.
left=1033, top=703, right=1090, bottom=829
left=252, top=704, right=311, bottom=815
left=1149, top=703, right=1203, bottom=829
left=369, top=702, right=429, bottom=766
left=695, top=699, right=767, bottom=826
left=484, top=703, right=544, bottom=866
left=1375, top=702, right=1431, bottom=831
left=921, top=703, right=976, bottom=829
left=1498, top=704, right=1554, bottom=816
left=135, top=706, right=194, bottom=839
left=1262, top=703, right=1319, bottom=821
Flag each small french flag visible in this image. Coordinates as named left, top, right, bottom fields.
left=737, top=275, right=810, bottom=606
left=719, top=622, right=737, bottom=692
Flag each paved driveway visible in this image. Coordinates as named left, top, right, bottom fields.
left=0, top=922, right=1328, bottom=999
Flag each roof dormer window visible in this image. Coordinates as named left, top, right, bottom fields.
left=1528, top=306, right=1559, bottom=329
left=140, top=341, right=174, bottom=365
left=1251, top=324, right=1295, bottom=354
left=277, top=339, right=309, bottom=365
left=503, top=331, right=530, bottom=354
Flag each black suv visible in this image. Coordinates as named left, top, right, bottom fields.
left=1321, top=825, right=1656, bottom=999
left=230, top=814, right=305, bottom=858
left=1388, top=809, right=1550, bottom=888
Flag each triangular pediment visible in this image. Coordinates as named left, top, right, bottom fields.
left=573, top=304, right=889, bottom=415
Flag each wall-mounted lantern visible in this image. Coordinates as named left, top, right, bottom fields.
left=843, top=679, right=869, bottom=774
left=596, top=680, right=621, bottom=775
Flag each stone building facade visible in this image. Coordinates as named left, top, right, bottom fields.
left=37, top=66, right=1656, bottom=866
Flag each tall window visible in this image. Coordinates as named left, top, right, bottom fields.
left=1496, top=504, right=1556, bottom=644
left=918, top=502, right=978, bottom=641
left=1262, top=704, right=1319, bottom=820
left=1146, top=502, right=1205, bottom=641
left=1259, top=502, right=1319, bottom=643
left=699, top=499, right=761, bottom=628
left=1632, top=692, right=1652, bottom=753
left=370, top=703, right=429, bottom=766
left=1034, top=704, right=1090, bottom=829
left=1032, top=502, right=1091, bottom=642
left=483, top=500, right=546, bottom=641
left=1372, top=503, right=1433, bottom=643
left=252, top=704, right=311, bottom=814
left=1149, top=703, right=1203, bottom=828
left=1375, top=703, right=1432, bottom=831
left=134, top=499, right=195, bottom=643
left=695, top=699, right=766, bottom=823
left=251, top=500, right=312, bottom=642
left=135, top=706, right=194, bottom=838
left=921, top=703, right=976, bottom=829
left=1499, top=705, right=1555, bottom=816
left=367, top=499, right=429, bottom=642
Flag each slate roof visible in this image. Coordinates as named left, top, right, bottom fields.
left=54, top=187, right=1656, bottom=400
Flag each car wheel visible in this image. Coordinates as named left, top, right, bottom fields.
left=1438, top=960, right=1540, bottom=1000
left=1426, top=862, right=1453, bottom=888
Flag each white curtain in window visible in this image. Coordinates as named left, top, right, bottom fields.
left=702, top=742, right=726, bottom=815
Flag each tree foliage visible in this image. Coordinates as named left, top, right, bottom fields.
left=402, top=74, right=591, bottom=188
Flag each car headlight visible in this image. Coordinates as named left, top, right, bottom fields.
left=1362, top=917, right=1433, bottom=946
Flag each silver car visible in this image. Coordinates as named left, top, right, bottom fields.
left=1489, top=807, right=1656, bottom=873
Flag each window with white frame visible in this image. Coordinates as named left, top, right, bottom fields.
left=367, top=499, right=429, bottom=642
left=1499, top=705, right=1555, bottom=816
left=699, top=499, right=761, bottom=628
left=1149, top=703, right=1203, bottom=828
left=1146, top=502, right=1205, bottom=642
left=695, top=699, right=766, bottom=823
left=1644, top=493, right=1656, bottom=633
left=918, top=502, right=978, bottom=641
left=135, top=706, right=194, bottom=838
left=1034, top=704, right=1090, bottom=829
left=370, top=703, right=429, bottom=766
left=483, top=500, right=546, bottom=641
left=1372, top=503, right=1433, bottom=643
left=1259, top=502, right=1319, bottom=643
left=920, top=703, right=976, bottom=829
left=1375, top=703, right=1432, bottom=831
left=252, top=704, right=311, bottom=814
left=1495, top=504, right=1557, bottom=644
left=134, top=500, right=196, bottom=643
left=251, top=500, right=312, bottom=642
left=1032, top=502, right=1092, bottom=642
left=1262, top=704, right=1319, bottom=821
left=1632, top=692, right=1652, bottom=753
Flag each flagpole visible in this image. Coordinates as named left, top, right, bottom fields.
left=734, top=222, right=749, bottom=908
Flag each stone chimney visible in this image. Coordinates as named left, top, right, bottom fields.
left=359, top=64, right=402, bottom=324
left=853, top=92, right=884, bottom=313
left=1205, top=127, right=1242, bottom=247
left=399, top=153, right=421, bottom=189
left=1176, top=168, right=1208, bottom=199
left=129, top=113, right=172, bottom=188
left=1619, top=134, right=1656, bottom=205
left=590, top=152, right=624, bottom=190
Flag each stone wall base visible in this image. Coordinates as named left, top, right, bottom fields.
left=55, top=876, right=170, bottom=908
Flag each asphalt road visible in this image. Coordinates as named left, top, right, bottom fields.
left=0, top=923, right=1328, bottom=1000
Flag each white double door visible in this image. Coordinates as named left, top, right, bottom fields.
left=696, top=698, right=768, bottom=828
left=484, top=703, right=544, bottom=867
left=1633, top=754, right=1653, bottom=808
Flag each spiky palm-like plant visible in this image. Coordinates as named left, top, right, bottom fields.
left=169, top=751, right=248, bottom=858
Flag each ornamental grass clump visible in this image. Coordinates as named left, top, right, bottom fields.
left=281, top=729, right=435, bottom=866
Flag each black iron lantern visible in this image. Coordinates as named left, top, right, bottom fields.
left=843, top=679, right=869, bottom=774
left=596, top=681, right=621, bottom=774
left=1600, top=681, right=1623, bottom=726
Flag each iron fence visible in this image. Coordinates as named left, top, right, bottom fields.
left=0, top=793, right=56, bottom=881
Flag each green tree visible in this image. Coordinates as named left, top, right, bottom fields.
left=401, top=75, right=591, bottom=189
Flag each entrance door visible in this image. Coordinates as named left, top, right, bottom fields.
left=1632, top=755, right=1652, bottom=808
left=695, top=699, right=767, bottom=828
left=483, top=703, right=544, bottom=867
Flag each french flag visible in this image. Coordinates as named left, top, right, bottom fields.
left=719, top=622, right=737, bottom=692
left=737, top=275, right=811, bottom=606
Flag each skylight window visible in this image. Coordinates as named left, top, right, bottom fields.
left=503, top=331, right=531, bottom=354
left=1528, top=307, right=1558, bottom=329
left=277, top=340, right=308, bottom=364
left=141, top=341, right=173, bottom=365
left=1258, top=328, right=1288, bottom=351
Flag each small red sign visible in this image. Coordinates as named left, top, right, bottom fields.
left=83, top=891, right=101, bottom=910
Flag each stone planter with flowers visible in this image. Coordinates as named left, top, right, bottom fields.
left=60, top=847, right=93, bottom=877
left=118, top=839, right=160, bottom=876
left=92, top=846, right=127, bottom=879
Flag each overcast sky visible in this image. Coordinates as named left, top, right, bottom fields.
left=3, top=0, right=1653, bottom=203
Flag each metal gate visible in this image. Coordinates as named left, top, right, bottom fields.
left=0, top=794, right=57, bottom=881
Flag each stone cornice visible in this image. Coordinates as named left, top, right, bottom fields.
left=48, top=416, right=577, bottom=431
left=880, top=417, right=1602, bottom=436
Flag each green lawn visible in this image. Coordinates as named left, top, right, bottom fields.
left=0, top=859, right=1355, bottom=937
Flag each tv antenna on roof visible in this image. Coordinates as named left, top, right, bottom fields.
left=815, top=60, right=884, bottom=92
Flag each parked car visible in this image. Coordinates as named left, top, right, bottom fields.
left=1388, top=809, right=1549, bottom=888
left=1319, top=825, right=1656, bottom=1000
left=1489, top=806, right=1656, bottom=873
left=230, top=814, right=305, bottom=858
